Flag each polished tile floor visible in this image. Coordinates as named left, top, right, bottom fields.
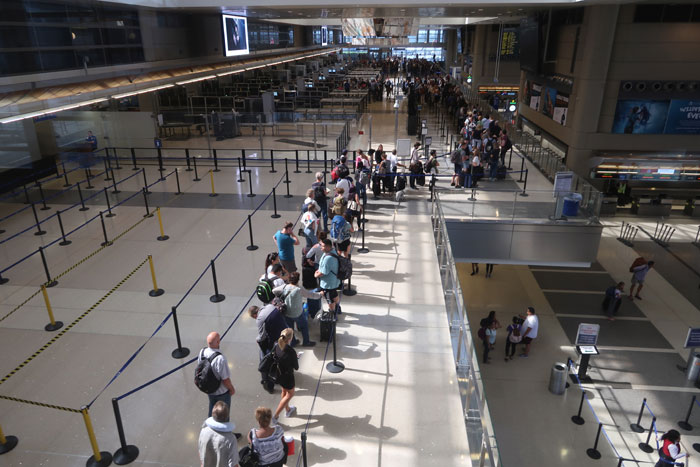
left=0, top=99, right=470, bottom=466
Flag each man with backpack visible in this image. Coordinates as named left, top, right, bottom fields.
left=311, top=172, right=329, bottom=232
left=603, top=282, right=625, bottom=321
left=195, top=332, right=238, bottom=433
left=450, top=142, right=467, bottom=187
left=629, top=259, right=655, bottom=301
left=314, top=239, right=341, bottom=314
left=249, top=303, right=289, bottom=394
left=330, top=212, right=353, bottom=258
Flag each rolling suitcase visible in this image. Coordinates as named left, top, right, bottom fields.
left=320, top=311, right=334, bottom=342
left=396, top=174, right=407, bottom=191
left=496, top=165, right=507, bottom=180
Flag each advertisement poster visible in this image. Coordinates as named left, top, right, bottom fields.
left=553, top=93, right=569, bottom=126
left=542, top=87, right=557, bottom=118
left=529, top=83, right=541, bottom=111
left=222, top=15, right=249, bottom=57
left=612, top=100, right=669, bottom=134
left=664, top=100, right=700, bottom=135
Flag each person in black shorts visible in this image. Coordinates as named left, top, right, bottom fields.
left=272, top=328, right=299, bottom=425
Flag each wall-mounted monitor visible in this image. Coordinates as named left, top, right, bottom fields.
left=222, top=14, right=249, bottom=57
left=321, top=26, right=328, bottom=46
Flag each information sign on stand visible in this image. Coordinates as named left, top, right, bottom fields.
left=684, top=328, right=700, bottom=348
left=574, top=323, right=600, bottom=384
left=425, top=136, right=432, bottom=146
left=553, top=171, right=574, bottom=197
left=575, top=323, right=600, bottom=346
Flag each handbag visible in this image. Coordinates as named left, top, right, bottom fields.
left=257, top=351, right=280, bottom=383
left=239, top=441, right=260, bottom=467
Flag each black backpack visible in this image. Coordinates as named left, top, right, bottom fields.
left=256, top=274, right=275, bottom=304
left=329, top=252, right=352, bottom=283
left=337, top=165, right=350, bottom=179
left=313, top=182, right=326, bottom=202
left=194, top=349, right=222, bottom=394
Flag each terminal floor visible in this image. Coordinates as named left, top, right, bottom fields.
left=457, top=151, right=700, bottom=466
left=0, top=100, right=470, bottom=466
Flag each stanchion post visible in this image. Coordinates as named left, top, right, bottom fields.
left=358, top=204, right=369, bottom=253
left=63, top=165, right=71, bottom=187
left=326, top=311, right=345, bottom=373
left=271, top=188, right=281, bottom=219
left=111, top=398, right=139, bottom=465
left=41, top=285, right=63, bottom=331
left=237, top=157, right=245, bottom=182
left=104, top=188, right=115, bottom=218
left=294, top=150, right=301, bottom=173
left=193, top=156, right=201, bottom=181
left=678, top=395, right=696, bottom=431
left=586, top=422, right=603, bottom=459
left=157, top=147, right=165, bottom=179
left=301, top=431, right=308, bottom=467
left=77, top=181, right=89, bottom=211
left=142, top=188, right=153, bottom=218
left=209, top=170, right=218, bottom=197
left=284, top=160, right=292, bottom=198
left=103, top=157, right=112, bottom=181
left=31, top=202, right=47, bottom=236
left=148, top=255, right=164, bottom=297
left=639, top=417, right=656, bottom=453
left=185, top=148, right=193, bottom=171
left=247, top=173, right=255, bottom=198
left=209, top=260, right=225, bottom=303
left=38, top=183, right=50, bottom=210
left=343, top=253, right=356, bottom=296
left=56, top=209, right=72, bottom=246
left=306, top=150, right=312, bottom=174
left=131, top=148, right=138, bottom=171
left=170, top=306, right=190, bottom=358
left=519, top=169, right=529, bottom=197
left=571, top=391, right=585, bottom=425
left=110, top=168, right=120, bottom=194
left=142, top=168, right=151, bottom=194
left=630, top=398, right=646, bottom=433
left=23, top=184, right=30, bottom=204
left=270, top=149, right=277, bottom=173
left=156, top=207, right=169, bottom=241
left=0, top=423, right=19, bottom=454
left=112, top=148, right=122, bottom=170
left=246, top=214, right=258, bottom=251
left=99, top=211, right=112, bottom=247
left=174, top=167, right=182, bottom=195
left=85, top=168, right=95, bottom=189
left=81, top=406, right=113, bottom=467
left=518, top=156, right=525, bottom=182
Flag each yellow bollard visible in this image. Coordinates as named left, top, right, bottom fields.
left=0, top=422, right=19, bottom=454
left=41, top=285, right=63, bottom=332
left=148, top=255, right=164, bottom=297
left=209, top=170, right=218, bottom=197
left=155, top=207, right=169, bottom=241
left=80, top=406, right=112, bottom=465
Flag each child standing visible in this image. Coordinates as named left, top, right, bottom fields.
left=483, top=321, right=497, bottom=364
left=504, top=317, right=522, bottom=362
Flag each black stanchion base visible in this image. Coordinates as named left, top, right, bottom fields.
left=40, top=206, right=51, bottom=211
left=44, top=321, right=63, bottom=332
left=209, top=193, right=218, bottom=197
left=639, top=443, right=654, bottom=453
left=213, top=169, right=221, bottom=173
left=586, top=448, right=601, bottom=460
left=144, top=190, right=151, bottom=195
left=693, top=443, right=700, bottom=453
left=149, top=288, right=164, bottom=297
left=171, top=347, right=190, bottom=359
left=34, top=230, right=47, bottom=236
left=101, top=241, right=113, bottom=247
left=326, top=361, right=345, bottom=373
left=210, top=294, right=225, bottom=303
left=247, top=193, right=256, bottom=198
left=112, top=190, right=121, bottom=195
left=0, top=277, right=9, bottom=285
left=678, top=421, right=693, bottom=431
left=143, top=213, right=154, bottom=218
left=79, top=207, right=90, bottom=212
left=270, top=170, right=278, bottom=173
left=630, top=423, right=644, bottom=433
left=358, top=247, right=370, bottom=253
left=247, top=245, right=259, bottom=251
left=284, top=180, right=291, bottom=184
left=294, top=170, right=301, bottom=174
left=571, top=415, right=585, bottom=425
left=45, top=280, right=58, bottom=288
left=0, top=229, right=4, bottom=234
left=0, top=435, right=18, bottom=454
left=64, top=183, right=72, bottom=188
left=519, top=193, right=529, bottom=197
left=175, top=192, right=182, bottom=196
left=186, top=168, right=193, bottom=172
left=237, top=178, right=245, bottom=182
left=157, top=235, right=169, bottom=241
left=271, top=214, right=281, bottom=219
left=193, top=177, right=201, bottom=182
left=105, top=212, right=116, bottom=218
left=284, top=194, right=293, bottom=199
left=86, top=185, right=95, bottom=189
left=132, top=167, right=140, bottom=171
left=343, top=286, right=357, bottom=296
left=305, top=170, right=312, bottom=174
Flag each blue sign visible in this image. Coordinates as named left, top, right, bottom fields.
left=575, top=323, right=600, bottom=346
left=664, top=100, right=700, bottom=135
left=154, top=138, right=162, bottom=149
left=612, top=100, right=669, bottom=134
left=684, top=327, right=700, bottom=348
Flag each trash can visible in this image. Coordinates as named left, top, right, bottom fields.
left=549, top=362, right=568, bottom=395
left=686, top=353, right=700, bottom=381
left=562, top=193, right=582, bottom=217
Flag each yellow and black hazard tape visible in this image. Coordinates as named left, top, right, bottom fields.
left=0, top=394, right=80, bottom=413
left=0, top=214, right=151, bottom=325
left=0, top=257, right=149, bottom=386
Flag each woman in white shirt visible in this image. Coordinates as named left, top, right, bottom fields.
left=247, top=407, right=286, bottom=467
left=301, top=203, right=319, bottom=248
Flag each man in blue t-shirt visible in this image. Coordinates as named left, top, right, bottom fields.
left=314, top=239, right=340, bottom=313
left=273, top=221, right=300, bottom=273
left=86, top=131, right=97, bottom=151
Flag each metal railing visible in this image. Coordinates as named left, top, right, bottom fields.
left=431, top=192, right=502, bottom=467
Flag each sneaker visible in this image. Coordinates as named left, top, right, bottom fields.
left=519, top=353, right=528, bottom=358
left=635, top=295, right=642, bottom=300
left=272, top=416, right=279, bottom=426
left=285, top=406, right=297, bottom=418
left=450, top=182, right=455, bottom=186
left=301, top=341, right=316, bottom=347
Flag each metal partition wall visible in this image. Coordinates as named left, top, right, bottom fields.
left=431, top=194, right=502, bottom=467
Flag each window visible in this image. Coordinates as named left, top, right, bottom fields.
left=417, top=30, right=427, bottom=42
left=428, top=30, right=438, bottom=43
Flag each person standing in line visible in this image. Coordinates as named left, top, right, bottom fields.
left=247, top=407, right=286, bottom=467
left=301, top=204, right=319, bottom=249
left=314, top=239, right=340, bottom=314
left=471, top=263, right=479, bottom=276
left=483, top=321, right=497, bottom=364
left=273, top=272, right=317, bottom=348
left=409, top=142, right=422, bottom=190
left=249, top=304, right=288, bottom=394
left=272, top=329, right=299, bottom=425
left=311, top=173, right=329, bottom=232
left=273, top=222, right=300, bottom=273
left=519, top=307, right=539, bottom=358
left=198, top=333, right=237, bottom=423
left=198, top=401, right=239, bottom=467
left=655, top=430, right=689, bottom=467
left=504, top=317, right=522, bottom=362
left=629, top=261, right=654, bottom=300
left=302, top=188, right=320, bottom=214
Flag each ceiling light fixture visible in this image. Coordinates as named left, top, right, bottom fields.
left=112, top=84, right=174, bottom=100
left=0, top=97, right=108, bottom=124
left=175, top=75, right=216, bottom=85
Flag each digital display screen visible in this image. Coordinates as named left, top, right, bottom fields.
left=321, top=26, right=328, bottom=46
left=222, top=14, right=249, bottom=57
